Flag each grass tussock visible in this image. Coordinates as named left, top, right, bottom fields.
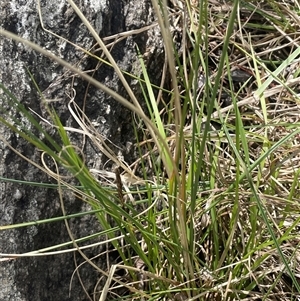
left=1, top=0, right=300, bottom=300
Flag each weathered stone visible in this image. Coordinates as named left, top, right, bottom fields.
left=0, top=0, right=163, bottom=300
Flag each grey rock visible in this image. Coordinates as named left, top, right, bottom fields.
left=0, top=0, right=163, bottom=300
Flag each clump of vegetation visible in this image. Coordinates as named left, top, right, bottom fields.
left=1, top=0, right=300, bottom=300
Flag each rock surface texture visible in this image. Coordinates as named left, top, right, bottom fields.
left=0, top=0, right=162, bottom=300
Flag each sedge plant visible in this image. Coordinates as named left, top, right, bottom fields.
left=1, top=0, right=300, bottom=300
